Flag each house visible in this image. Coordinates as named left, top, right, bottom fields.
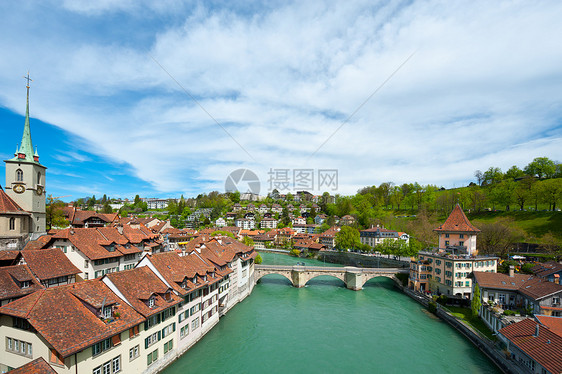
left=253, top=234, right=274, bottom=250
left=434, top=204, right=480, bottom=256
left=339, top=215, right=356, bottom=226
left=260, top=218, right=278, bottom=229
left=225, top=212, right=237, bottom=221
left=314, top=214, right=327, bottom=225
left=10, top=357, right=57, bottom=374
left=0, top=278, right=145, bottom=374
left=318, top=227, right=340, bottom=250
left=531, top=262, right=562, bottom=285
left=19, top=248, right=81, bottom=288
left=45, top=227, right=144, bottom=280
left=63, top=207, right=119, bottom=228
left=215, top=218, right=226, bottom=227
left=234, top=218, right=255, bottom=230
left=0, top=265, right=43, bottom=306
left=258, top=204, right=268, bottom=214
left=232, top=203, right=243, bottom=212
left=271, top=204, right=282, bottom=214
left=409, top=204, right=495, bottom=298
left=246, top=203, right=255, bottom=211
left=291, top=216, right=306, bottom=226
left=141, top=198, right=169, bottom=209
left=498, top=318, right=562, bottom=374
left=360, top=226, right=410, bottom=248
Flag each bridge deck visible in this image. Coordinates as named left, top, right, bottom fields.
left=255, top=264, right=408, bottom=274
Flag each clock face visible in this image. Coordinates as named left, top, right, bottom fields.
left=13, top=184, right=25, bottom=194
left=36, top=186, right=44, bottom=195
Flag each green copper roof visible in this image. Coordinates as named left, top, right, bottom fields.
left=10, top=86, right=41, bottom=165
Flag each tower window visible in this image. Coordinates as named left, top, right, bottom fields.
left=37, top=172, right=41, bottom=185
left=16, top=169, right=23, bottom=182
left=9, top=218, right=15, bottom=230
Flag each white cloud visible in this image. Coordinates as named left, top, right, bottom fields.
left=0, top=0, right=561, bottom=196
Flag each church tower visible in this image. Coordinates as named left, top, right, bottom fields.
left=4, top=73, right=47, bottom=234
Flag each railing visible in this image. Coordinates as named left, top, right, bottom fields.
left=255, top=264, right=408, bottom=273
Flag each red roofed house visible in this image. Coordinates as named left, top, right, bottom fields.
left=434, top=204, right=481, bottom=256
left=498, top=318, right=562, bottom=374
left=19, top=248, right=81, bottom=288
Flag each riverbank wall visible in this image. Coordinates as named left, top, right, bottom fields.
left=400, top=287, right=524, bottom=374
left=318, top=251, right=409, bottom=268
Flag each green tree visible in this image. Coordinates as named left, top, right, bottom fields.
left=255, top=253, right=263, bottom=264
left=525, top=157, right=556, bottom=179
left=134, top=195, right=141, bottom=205
left=505, top=165, right=524, bottom=180
left=335, top=226, right=360, bottom=251
left=471, top=284, right=481, bottom=318
left=101, top=202, right=113, bottom=214
left=243, top=236, right=254, bottom=247
left=541, top=179, right=562, bottom=211
left=483, top=167, right=503, bottom=186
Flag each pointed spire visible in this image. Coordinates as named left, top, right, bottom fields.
left=13, top=72, right=39, bottom=163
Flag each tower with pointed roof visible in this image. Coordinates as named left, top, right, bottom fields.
left=434, top=204, right=480, bottom=255
left=4, top=74, right=47, bottom=234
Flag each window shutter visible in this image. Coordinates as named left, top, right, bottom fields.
left=135, top=325, right=139, bottom=335
left=157, top=331, right=161, bottom=341
left=144, top=321, right=148, bottom=330
left=172, top=323, right=176, bottom=332
left=145, top=337, right=149, bottom=349
left=112, top=333, right=121, bottom=346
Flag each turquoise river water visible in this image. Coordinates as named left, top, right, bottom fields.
left=164, top=252, right=499, bottom=373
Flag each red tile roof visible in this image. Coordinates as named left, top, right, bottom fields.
left=21, top=248, right=81, bottom=281
left=104, top=267, right=181, bottom=317
left=0, top=265, right=44, bottom=301
left=0, top=187, right=29, bottom=214
left=473, top=271, right=531, bottom=291
left=536, top=315, right=562, bottom=338
left=499, top=318, right=562, bottom=374
left=519, top=277, right=562, bottom=300
left=434, top=204, right=480, bottom=233
left=0, top=280, right=144, bottom=358
left=146, top=252, right=198, bottom=295
left=23, top=234, right=52, bottom=250
left=0, top=249, right=20, bottom=262
left=10, top=357, right=57, bottom=374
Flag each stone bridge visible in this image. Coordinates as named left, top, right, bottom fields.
left=254, top=264, right=408, bottom=291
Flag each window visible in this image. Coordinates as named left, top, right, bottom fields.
left=9, top=217, right=15, bottom=231
left=93, top=355, right=121, bottom=374
left=445, top=234, right=449, bottom=238
left=148, top=297, right=155, bottom=308
left=129, top=325, right=139, bottom=338
left=145, top=332, right=160, bottom=348
left=180, top=325, right=189, bottom=339
left=85, top=260, right=89, bottom=268
left=161, top=323, right=175, bottom=338
left=445, top=241, right=449, bottom=246
left=163, top=339, right=173, bottom=354
left=147, top=349, right=158, bottom=366
left=129, top=345, right=139, bottom=361
left=553, top=296, right=560, bottom=305
left=92, top=338, right=112, bottom=356
left=459, top=234, right=464, bottom=239
left=192, top=317, right=200, bottom=330
left=190, top=303, right=201, bottom=314
left=16, top=169, right=23, bottom=182
left=102, top=306, right=112, bottom=319
left=6, top=337, right=32, bottom=358
left=459, top=241, right=464, bottom=246
left=179, top=310, right=189, bottom=323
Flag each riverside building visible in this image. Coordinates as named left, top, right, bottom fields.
left=409, top=204, right=498, bottom=298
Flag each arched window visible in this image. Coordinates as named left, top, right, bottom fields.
left=37, top=172, right=41, bottom=185
left=9, top=218, right=15, bottom=230
left=16, top=169, right=23, bottom=182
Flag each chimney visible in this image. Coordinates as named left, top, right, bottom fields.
left=509, top=265, right=515, bottom=277
left=534, top=324, right=539, bottom=337
left=116, top=224, right=123, bottom=235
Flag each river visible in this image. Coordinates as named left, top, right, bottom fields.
left=164, top=252, right=499, bottom=373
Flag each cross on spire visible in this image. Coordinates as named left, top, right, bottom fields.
left=23, top=71, right=32, bottom=88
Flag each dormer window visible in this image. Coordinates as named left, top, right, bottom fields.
left=102, top=306, right=112, bottom=319
left=21, top=281, right=30, bottom=289
left=148, top=297, right=155, bottom=308
left=192, top=276, right=197, bottom=284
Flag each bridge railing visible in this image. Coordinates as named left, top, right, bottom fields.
left=255, top=264, right=408, bottom=273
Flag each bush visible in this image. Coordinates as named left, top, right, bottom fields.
left=428, top=301, right=437, bottom=314
left=255, top=254, right=263, bottom=264
left=503, top=310, right=517, bottom=316
left=290, top=249, right=301, bottom=257
left=438, top=295, right=449, bottom=305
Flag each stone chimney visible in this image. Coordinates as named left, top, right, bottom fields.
left=534, top=324, right=539, bottom=337
left=509, top=265, right=515, bottom=277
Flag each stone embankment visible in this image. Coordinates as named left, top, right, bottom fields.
left=401, top=287, right=526, bottom=374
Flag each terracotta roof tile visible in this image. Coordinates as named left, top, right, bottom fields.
left=473, top=271, right=531, bottom=291
left=434, top=204, right=480, bottom=233
left=0, top=280, right=144, bottom=358
left=499, top=318, right=562, bottom=373
left=10, top=357, right=57, bottom=374
left=519, top=277, right=562, bottom=300
left=536, top=315, right=562, bottom=338
left=0, top=265, right=44, bottom=301
left=21, top=248, right=81, bottom=281
left=0, top=187, right=29, bottom=214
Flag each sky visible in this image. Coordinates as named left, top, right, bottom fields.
left=0, top=0, right=561, bottom=201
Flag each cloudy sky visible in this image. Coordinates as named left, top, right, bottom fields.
left=1, top=0, right=561, bottom=200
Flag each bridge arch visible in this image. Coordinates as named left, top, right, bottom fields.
left=303, top=273, right=346, bottom=287
left=255, top=271, right=293, bottom=285
left=361, top=274, right=395, bottom=288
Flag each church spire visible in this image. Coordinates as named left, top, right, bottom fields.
left=15, top=72, right=38, bottom=163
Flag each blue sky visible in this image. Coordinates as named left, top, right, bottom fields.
left=1, top=0, right=561, bottom=201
